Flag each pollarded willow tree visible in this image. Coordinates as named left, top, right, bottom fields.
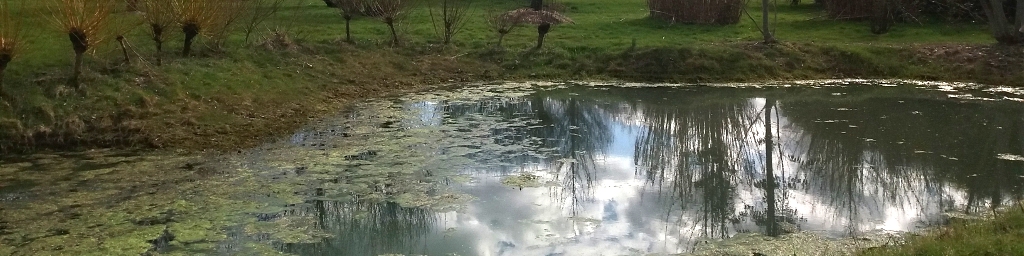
left=172, top=0, right=220, bottom=56
left=333, top=0, right=364, bottom=42
left=530, top=0, right=548, bottom=49
left=485, top=9, right=524, bottom=48
left=430, top=0, right=472, bottom=45
left=979, top=0, right=1023, bottom=44
left=140, top=0, right=176, bottom=65
left=51, top=0, right=115, bottom=89
left=370, top=0, right=410, bottom=46
left=510, top=6, right=572, bottom=49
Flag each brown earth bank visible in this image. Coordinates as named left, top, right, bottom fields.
left=0, top=42, right=1022, bottom=155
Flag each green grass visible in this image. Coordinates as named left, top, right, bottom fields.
left=860, top=206, right=1024, bottom=255
left=0, top=0, right=1015, bottom=153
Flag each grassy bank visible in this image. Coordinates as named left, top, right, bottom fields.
left=0, top=0, right=1021, bottom=154
left=860, top=206, right=1024, bottom=255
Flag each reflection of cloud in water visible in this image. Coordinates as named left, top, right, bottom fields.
left=279, top=84, right=1024, bottom=255
left=453, top=153, right=666, bottom=255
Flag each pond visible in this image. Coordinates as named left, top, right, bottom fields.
left=2, top=81, right=1024, bottom=256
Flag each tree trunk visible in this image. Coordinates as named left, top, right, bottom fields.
left=870, top=0, right=893, bottom=34
left=1017, top=0, right=1023, bottom=37
left=69, top=30, right=88, bottom=89
left=117, top=36, right=131, bottom=64
left=496, top=32, right=506, bottom=48
left=0, top=68, right=6, bottom=95
left=155, top=39, right=163, bottom=66
left=764, top=99, right=778, bottom=237
left=151, top=24, right=164, bottom=66
left=761, top=0, right=776, bottom=43
left=536, top=24, right=550, bottom=49
left=387, top=21, right=399, bottom=46
left=0, top=54, right=9, bottom=94
left=72, top=52, right=84, bottom=89
left=182, top=24, right=199, bottom=56
left=532, top=0, right=551, bottom=49
left=981, top=0, right=1024, bottom=44
left=345, top=16, right=353, bottom=42
left=324, top=0, right=338, bottom=7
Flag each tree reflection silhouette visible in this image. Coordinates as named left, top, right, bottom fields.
left=278, top=201, right=436, bottom=255
left=629, top=90, right=761, bottom=238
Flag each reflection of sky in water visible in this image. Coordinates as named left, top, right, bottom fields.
left=280, top=85, right=1024, bottom=256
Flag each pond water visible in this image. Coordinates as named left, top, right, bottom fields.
left=264, top=82, right=1024, bottom=255
left=3, top=81, right=1024, bottom=256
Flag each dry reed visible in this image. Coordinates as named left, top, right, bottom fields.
left=647, top=0, right=743, bottom=25
left=50, top=0, right=116, bottom=89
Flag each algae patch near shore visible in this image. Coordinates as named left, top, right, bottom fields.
left=0, top=82, right=558, bottom=255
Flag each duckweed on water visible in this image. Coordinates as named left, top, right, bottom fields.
left=500, top=173, right=550, bottom=188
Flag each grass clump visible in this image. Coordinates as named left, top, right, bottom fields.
left=860, top=206, right=1024, bottom=255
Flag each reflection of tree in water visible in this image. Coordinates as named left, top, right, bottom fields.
left=421, top=90, right=619, bottom=214
left=278, top=201, right=436, bottom=256
left=782, top=96, right=1024, bottom=218
left=527, top=95, right=616, bottom=215
left=629, top=91, right=762, bottom=239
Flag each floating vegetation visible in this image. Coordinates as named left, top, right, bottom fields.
left=6, top=81, right=1024, bottom=255
left=691, top=231, right=903, bottom=256
left=997, top=153, right=1024, bottom=161
left=500, top=172, right=549, bottom=188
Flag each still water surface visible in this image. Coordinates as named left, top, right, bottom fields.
left=262, top=82, right=1024, bottom=255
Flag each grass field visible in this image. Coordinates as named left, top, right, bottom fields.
left=0, top=0, right=1016, bottom=152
